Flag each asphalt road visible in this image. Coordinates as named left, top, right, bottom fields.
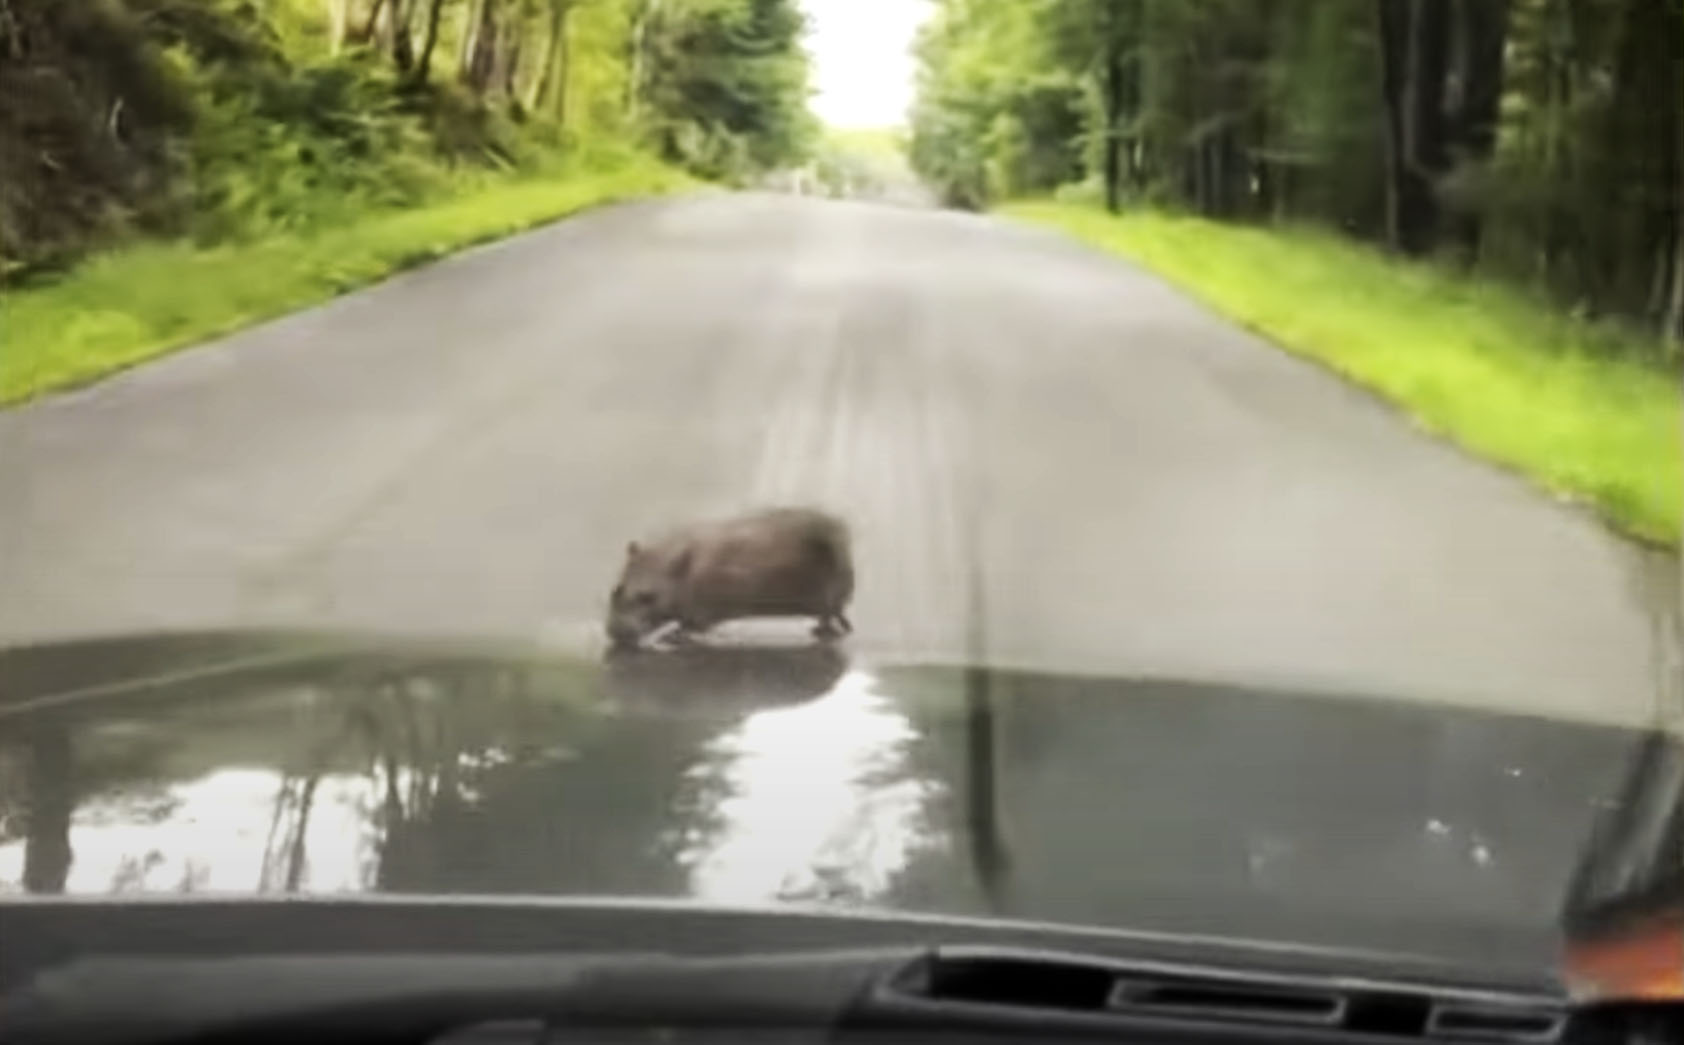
left=1, top=193, right=1676, bottom=723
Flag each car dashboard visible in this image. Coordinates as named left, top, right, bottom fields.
left=2, top=899, right=1677, bottom=1045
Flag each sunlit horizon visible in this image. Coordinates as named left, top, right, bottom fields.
left=803, top=0, right=931, bottom=130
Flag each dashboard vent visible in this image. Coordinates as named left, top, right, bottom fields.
left=922, top=952, right=1352, bottom=1027
left=902, top=949, right=1565, bottom=1043
left=924, top=954, right=1114, bottom=1010
left=1428, top=1003, right=1565, bottom=1042
left=1110, top=975, right=1345, bottom=1026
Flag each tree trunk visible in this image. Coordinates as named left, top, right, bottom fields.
left=1225, top=128, right=1246, bottom=217
left=1186, top=138, right=1205, bottom=215
left=1446, top=0, right=1511, bottom=259
left=628, top=0, right=659, bottom=119
left=1673, top=38, right=1684, bottom=345
left=413, top=0, right=446, bottom=84
left=283, top=774, right=322, bottom=893
left=528, top=25, right=554, bottom=110
left=1248, top=73, right=1274, bottom=218
left=1666, top=217, right=1684, bottom=344
left=552, top=4, right=571, bottom=122
left=1534, top=0, right=1575, bottom=283
left=529, top=0, right=572, bottom=116
left=499, top=28, right=523, bottom=99
left=465, top=0, right=500, bottom=92
left=357, top=0, right=388, bottom=44
left=1404, top=0, right=1451, bottom=249
left=458, top=0, right=486, bottom=80
left=1378, top=0, right=1412, bottom=249
left=1665, top=39, right=1684, bottom=344
left=1598, top=0, right=1684, bottom=324
left=1101, top=42, right=1124, bottom=213
left=1212, top=136, right=1226, bottom=216
left=388, top=0, right=415, bottom=74
left=1119, top=3, right=1144, bottom=194
left=1378, top=0, right=1451, bottom=254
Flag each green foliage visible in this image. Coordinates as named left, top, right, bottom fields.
left=913, top=0, right=1684, bottom=341
left=1479, top=0, right=1683, bottom=329
left=2, top=0, right=835, bottom=401
left=1, top=152, right=693, bottom=404
left=637, top=0, right=816, bottom=181
left=910, top=0, right=1082, bottom=207
left=176, top=49, right=448, bottom=242
left=808, top=127, right=917, bottom=200
left=822, top=127, right=906, bottom=165
left=2, top=0, right=813, bottom=280
left=566, top=0, right=640, bottom=136
left=1008, top=201, right=1682, bottom=545
left=0, top=0, right=196, bottom=277
left=1260, top=1, right=1385, bottom=233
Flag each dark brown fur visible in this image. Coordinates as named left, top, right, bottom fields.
left=607, top=507, right=854, bottom=649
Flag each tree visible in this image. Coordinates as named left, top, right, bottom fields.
left=637, top=0, right=815, bottom=178
left=385, top=0, right=417, bottom=73
left=8, top=0, right=821, bottom=280
left=413, top=0, right=450, bottom=84
left=1444, top=0, right=1512, bottom=257
left=911, top=0, right=1085, bottom=208
left=325, top=0, right=351, bottom=52
left=459, top=0, right=495, bottom=87
left=529, top=0, right=575, bottom=116
left=1039, top=0, right=1142, bottom=212
left=1264, top=1, right=1387, bottom=232
left=1592, top=0, right=1683, bottom=324
left=1377, top=0, right=1452, bottom=254
left=910, top=0, right=1681, bottom=340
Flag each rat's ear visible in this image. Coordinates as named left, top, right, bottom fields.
left=626, top=541, right=641, bottom=559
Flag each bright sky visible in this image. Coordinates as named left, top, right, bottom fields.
left=803, top=0, right=932, bottom=129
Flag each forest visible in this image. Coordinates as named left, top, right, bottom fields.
left=910, top=0, right=1684, bottom=342
left=0, top=0, right=815, bottom=280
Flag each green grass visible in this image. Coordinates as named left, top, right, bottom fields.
left=1005, top=201, right=1682, bottom=547
left=1, top=152, right=696, bottom=406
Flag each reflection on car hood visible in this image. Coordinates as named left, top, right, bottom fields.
left=0, top=630, right=1671, bottom=976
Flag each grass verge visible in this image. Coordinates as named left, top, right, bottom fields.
left=1005, top=201, right=1681, bottom=547
left=1, top=151, right=696, bottom=406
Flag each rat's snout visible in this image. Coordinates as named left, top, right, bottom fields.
left=606, top=615, right=642, bottom=650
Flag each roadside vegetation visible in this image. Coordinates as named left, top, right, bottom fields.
left=810, top=128, right=905, bottom=193
left=1, top=0, right=813, bottom=402
left=0, top=150, right=689, bottom=403
left=911, top=0, right=1682, bottom=545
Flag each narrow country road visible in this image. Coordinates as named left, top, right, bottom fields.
left=1, top=193, right=1674, bottom=723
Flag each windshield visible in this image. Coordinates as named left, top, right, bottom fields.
left=1, top=0, right=1680, bottom=974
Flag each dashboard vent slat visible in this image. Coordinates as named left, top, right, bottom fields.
left=1109, top=976, right=1345, bottom=1026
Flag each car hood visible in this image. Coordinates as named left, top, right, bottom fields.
left=0, top=631, right=1676, bottom=979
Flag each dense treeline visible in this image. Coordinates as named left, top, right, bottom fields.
left=0, top=0, right=813, bottom=279
left=911, top=0, right=1684, bottom=342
